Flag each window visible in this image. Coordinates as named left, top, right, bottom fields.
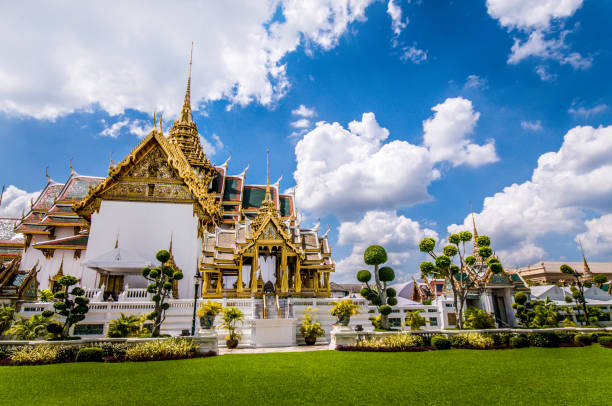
left=390, top=318, right=402, bottom=327
left=447, top=313, right=457, bottom=326
left=429, top=318, right=438, bottom=326
left=147, top=184, right=155, bottom=197
left=427, top=309, right=437, bottom=313
left=73, top=324, right=104, bottom=336
left=445, top=303, right=454, bottom=308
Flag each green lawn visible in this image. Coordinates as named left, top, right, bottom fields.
left=1, top=346, right=610, bottom=405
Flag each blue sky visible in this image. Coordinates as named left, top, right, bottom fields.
left=1, top=1, right=611, bottom=281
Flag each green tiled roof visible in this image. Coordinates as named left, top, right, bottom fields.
left=223, top=178, right=240, bottom=201
left=280, top=196, right=291, bottom=217
left=242, top=187, right=265, bottom=209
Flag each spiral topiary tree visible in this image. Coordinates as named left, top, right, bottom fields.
left=42, top=275, right=89, bottom=339
left=141, top=249, right=183, bottom=337
left=356, top=245, right=397, bottom=330
left=418, top=232, right=503, bottom=329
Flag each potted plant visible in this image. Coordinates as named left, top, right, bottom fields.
left=220, top=306, right=244, bottom=349
left=330, top=299, right=359, bottom=326
left=197, top=300, right=223, bottom=329
left=300, top=307, right=324, bottom=345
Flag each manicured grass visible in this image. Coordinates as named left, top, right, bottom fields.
left=1, top=346, right=611, bottom=405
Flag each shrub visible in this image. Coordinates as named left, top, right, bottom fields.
left=555, top=331, right=572, bottom=344
left=9, top=345, right=59, bottom=365
left=55, top=345, right=78, bottom=362
left=431, top=335, right=451, bottom=350
left=597, top=335, right=612, bottom=346
left=574, top=334, right=592, bottom=346
left=123, top=338, right=198, bottom=362
left=0, top=305, right=15, bottom=336
left=358, top=333, right=424, bottom=350
left=100, top=343, right=131, bottom=360
left=510, top=335, right=530, bottom=348
left=463, top=307, right=495, bottom=329
left=7, top=314, right=53, bottom=340
left=528, top=332, right=560, bottom=348
left=76, top=347, right=104, bottom=362
left=491, top=333, right=511, bottom=346
left=465, top=333, right=494, bottom=349
left=450, top=334, right=469, bottom=348
left=405, top=310, right=426, bottom=331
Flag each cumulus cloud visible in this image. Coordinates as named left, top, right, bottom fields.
left=387, top=0, right=408, bottom=36
left=486, top=0, right=590, bottom=77
left=292, top=104, right=316, bottom=118
left=100, top=118, right=151, bottom=139
left=293, top=97, right=497, bottom=219
left=0, top=185, right=41, bottom=218
left=335, top=210, right=438, bottom=279
left=0, top=1, right=375, bottom=119
left=290, top=118, right=311, bottom=129
left=448, top=125, right=612, bottom=265
left=576, top=214, right=612, bottom=256
left=521, top=120, right=543, bottom=131
left=423, top=97, right=498, bottom=167
left=568, top=103, right=609, bottom=118
left=535, top=65, right=557, bottom=81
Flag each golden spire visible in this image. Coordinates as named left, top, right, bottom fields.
left=159, top=112, right=163, bottom=134
left=579, top=239, right=592, bottom=275
left=264, top=149, right=272, bottom=203
left=114, top=232, right=119, bottom=249
left=69, top=158, right=75, bottom=175
left=169, top=233, right=173, bottom=253
left=470, top=201, right=480, bottom=258
left=152, top=111, right=157, bottom=132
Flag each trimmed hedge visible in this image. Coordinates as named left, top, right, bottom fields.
left=574, top=334, right=592, bottom=346
left=596, top=335, right=611, bottom=346
left=529, top=332, right=560, bottom=348
left=510, top=336, right=529, bottom=348
left=431, top=335, right=451, bottom=350
left=76, top=347, right=104, bottom=362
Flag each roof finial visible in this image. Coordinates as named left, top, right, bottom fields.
left=152, top=111, right=157, bottom=132
left=69, top=158, right=75, bottom=175
left=45, top=166, right=50, bottom=181
left=578, top=239, right=592, bottom=275
left=178, top=42, right=194, bottom=123
left=159, top=112, right=163, bottom=135
left=470, top=201, right=478, bottom=239
left=114, top=232, right=119, bottom=249
left=264, top=149, right=272, bottom=202
left=169, top=232, right=173, bottom=253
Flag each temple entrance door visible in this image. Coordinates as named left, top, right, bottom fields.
left=492, top=294, right=508, bottom=327
left=104, top=275, right=124, bottom=301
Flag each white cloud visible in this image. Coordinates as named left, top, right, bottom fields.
left=486, top=0, right=583, bottom=30
left=464, top=75, right=488, bottom=90
left=387, top=0, right=408, bottom=36
left=400, top=45, right=427, bottom=64
left=448, top=125, right=612, bottom=265
left=521, top=120, right=543, bottom=131
left=535, top=65, right=557, bottom=81
left=0, top=1, right=375, bottom=120
left=568, top=104, right=609, bottom=118
left=199, top=134, right=224, bottom=156
left=100, top=118, right=150, bottom=139
left=576, top=214, right=612, bottom=256
left=129, top=120, right=151, bottom=139
left=487, top=1, right=590, bottom=77
left=290, top=118, right=311, bottom=129
left=423, top=97, right=498, bottom=167
left=0, top=185, right=41, bottom=218
left=293, top=97, right=497, bottom=219
left=292, top=104, right=316, bottom=118
left=335, top=210, right=438, bottom=280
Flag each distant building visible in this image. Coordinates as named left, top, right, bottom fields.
left=516, top=261, right=612, bottom=284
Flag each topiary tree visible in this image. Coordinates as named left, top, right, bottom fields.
left=141, top=249, right=183, bottom=337
left=418, top=232, right=503, bottom=329
left=560, top=264, right=588, bottom=325
left=42, top=275, right=89, bottom=339
left=356, top=245, right=397, bottom=330
left=593, top=274, right=608, bottom=288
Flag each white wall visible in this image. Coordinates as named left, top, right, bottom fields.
left=84, top=200, right=202, bottom=298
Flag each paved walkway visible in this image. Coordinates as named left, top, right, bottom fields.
left=219, top=344, right=330, bottom=355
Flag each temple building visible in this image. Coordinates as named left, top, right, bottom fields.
left=2, top=53, right=334, bottom=307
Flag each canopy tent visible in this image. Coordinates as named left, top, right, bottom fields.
left=84, top=247, right=153, bottom=274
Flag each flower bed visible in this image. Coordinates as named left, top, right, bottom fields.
left=0, top=337, right=216, bottom=366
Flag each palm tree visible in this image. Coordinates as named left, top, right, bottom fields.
left=0, top=305, right=15, bottom=336
left=8, top=314, right=52, bottom=340
left=106, top=313, right=142, bottom=338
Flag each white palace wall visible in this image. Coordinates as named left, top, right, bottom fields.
left=83, top=200, right=202, bottom=298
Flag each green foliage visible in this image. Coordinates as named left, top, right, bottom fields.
left=356, top=270, right=371, bottom=283
left=107, top=313, right=143, bottom=338
left=450, top=334, right=469, bottom=348
left=45, top=276, right=90, bottom=339
left=574, top=334, right=592, bottom=346
left=478, top=246, right=492, bottom=259
left=8, top=314, right=54, bottom=340
left=9, top=345, right=61, bottom=365
left=357, top=333, right=424, bottom=349
left=560, top=264, right=575, bottom=275
left=458, top=231, right=472, bottom=242
left=420, top=261, right=435, bottom=276
left=583, top=281, right=592, bottom=288
left=197, top=300, right=223, bottom=317
left=55, top=345, right=78, bottom=362
left=514, top=292, right=527, bottom=305
left=387, top=297, right=398, bottom=306
left=0, top=305, right=15, bottom=336
left=555, top=331, right=572, bottom=344
left=593, top=274, right=608, bottom=286
left=38, top=289, right=54, bottom=302
left=58, top=275, right=78, bottom=287
left=476, top=236, right=491, bottom=247
left=465, top=333, right=494, bottom=349
left=529, top=332, right=560, bottom=348
left=386, top=288, right=397, bottom=297
left=100, top=343, right=131, bottom=360
left=299, top=307, right=324, bottom=339
left=143, top=249, right=183, bottom=336
left=491, top=333, right=511, bottom=346
left=463, top=307, right=495, bottom=329
left=435, top=255, right=451, bottom=269
left=510, top=335, right=530, bottom=348
left=123, top=338, right=197, bottom=361
left=443, top=245, right=458, bottom=257
left=330, top=299, right=359, bottom=318
left=76, top=347, right=104, bottom=362
left=597, top=335, right=612, bottom=345
left=419, top=238, right=436, bottom=252
left=431, top=335, right=451, bottom=349
left=448, top=234, right=461, bottom=244
left=465, top=256, right=476, bottom=265
left=405, top=310, right=426, bottom=330
left=369, top=315, right=382, bottom=329
left=378, top=266, right=395, bottom=282
left=221, top=307, right=244, bottom=341
left=378, top=305, right=392, bottom=316
left=363, top=245, right=387, bottom=265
